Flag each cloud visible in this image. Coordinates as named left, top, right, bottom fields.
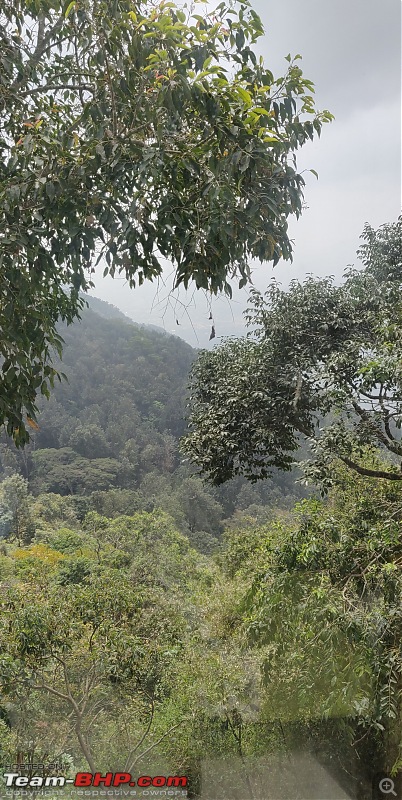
left=251, top=0, right=401, bottom=114
left=91, top=0, right=401, bottom=347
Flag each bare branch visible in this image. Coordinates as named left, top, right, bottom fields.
left=124, top=696, right=155, bottom=772
left=32, top=683, right=70, bottom=703
left=129, top=721, right=185, bottom=771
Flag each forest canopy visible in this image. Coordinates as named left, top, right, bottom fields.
left=0, top=300, right=306, bottom=549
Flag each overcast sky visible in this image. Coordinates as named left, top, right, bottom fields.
left=89, top=0, right=401, bottom=347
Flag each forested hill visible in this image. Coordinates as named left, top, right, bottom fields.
left=83, top=294, right=137, bottom=324
left=84, top=294, right=174, bottom=338
left=0, top=298, right=306, bottom=550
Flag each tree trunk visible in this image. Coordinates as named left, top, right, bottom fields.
left=75, top=720, right=96, bottom=774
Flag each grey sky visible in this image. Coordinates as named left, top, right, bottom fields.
left=89, top=0, right=401, bottom=347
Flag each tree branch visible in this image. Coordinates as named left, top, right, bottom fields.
left=378, top=387, right=398, bottom=443
left=358, top=387, right=402, bottom=404
left=12, top=15, right=65, bottom=92
left=36, top=14, right=46, bottom=57
left=17, top=83, right=94, bottom=98
left=340, top=456, right=402, bottom=481
left=73, top=22, right=85, bottom=107
left=129, top=721, right=185, bottom=771
left=32, top=683, right=70, bottom=703
left=124, top=696, right=155, bottom=772
left=74, top=722, right=96, bottom=773
left=351, top=399, right=402, bottom=456
left=103, top=46, right=117, bottom=136
left=34, top=670, right=96, bottom=772
left=384, top=417, right=397, bottom=443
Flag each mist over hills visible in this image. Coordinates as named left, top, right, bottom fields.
left=84, top=294, right=179, bottom=340
left=0, top=297, right=306, bottom=550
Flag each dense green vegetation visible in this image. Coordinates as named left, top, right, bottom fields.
left=1, top=219, right=402, bottom=798
left=0, top=302, right=311, bottom=796
left=180, top=216, right=402, bottom=795
left=10, top=0, right=397, bottom=794
left=0, top=458, right=401, bottom=797
left=183, top=216, right=402, bottom=487
left=0, top=299, right=307, bottom=552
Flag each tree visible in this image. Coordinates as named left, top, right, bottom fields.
left=31, top=492, right=80, bottom=533
left=0, top=575, right=182, bottom=771
left=174, top=475, right=223, bottom=537
left=0, top=521, right=197, bottom=773
left=68, top=423, right=111, bottom=459
left=0, top=474, right=35, bottom=544
left=222, top=468, right=402, bottom=792
left=0, top=0, right=332, bottom=444
left=182, top=216, right=402, bottom=488
left=31, top=447, right=122, bottom=494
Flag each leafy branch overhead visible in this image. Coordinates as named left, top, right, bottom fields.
left=182, top=216, right=402, bottom=488
left=0, top=0, right=332, bottom=444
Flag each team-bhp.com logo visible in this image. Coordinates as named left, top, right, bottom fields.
left=3, top=773, right=188, bottom=790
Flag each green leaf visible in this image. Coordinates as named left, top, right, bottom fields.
left=64, top=1, right=76, bottom=18
left=45, top=182, right=56, bottom=200
left=236, top=28, right=245, bottom=50
left=236, top=86, right=253, bottom=107
left=239, top=154, right=250, bottom=172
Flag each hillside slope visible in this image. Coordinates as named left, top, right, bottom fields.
left=0, top=298, right=308, bottom=548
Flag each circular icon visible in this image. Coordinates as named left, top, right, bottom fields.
left=379, top=777, right=397, bottom=796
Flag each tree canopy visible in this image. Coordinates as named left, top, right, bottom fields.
left=0, top=509, right=200, bottom=773
left=0, top=0, right=332, bottom=444
left=182, top=216, right=402, bottom=487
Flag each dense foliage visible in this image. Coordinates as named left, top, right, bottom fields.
left=1, top=462, right=401, bottom=795
left=0, top=0, right=333, bottom=443
left=0, top=0, right=399, bottom=793
left=217, top=466, right=402, bottom=794
left=182, top=216, right=402, bottom=487
left=0, top=270, right=401, bottom=794
left=0, top=508, right=214, bottom=776
left=0, top=299, right=307, bottom=551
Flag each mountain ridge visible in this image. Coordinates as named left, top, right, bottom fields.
left=83, top=294, right=183, bottom=341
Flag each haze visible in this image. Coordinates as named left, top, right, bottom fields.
left=89, top=0, right=401, bottom=347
